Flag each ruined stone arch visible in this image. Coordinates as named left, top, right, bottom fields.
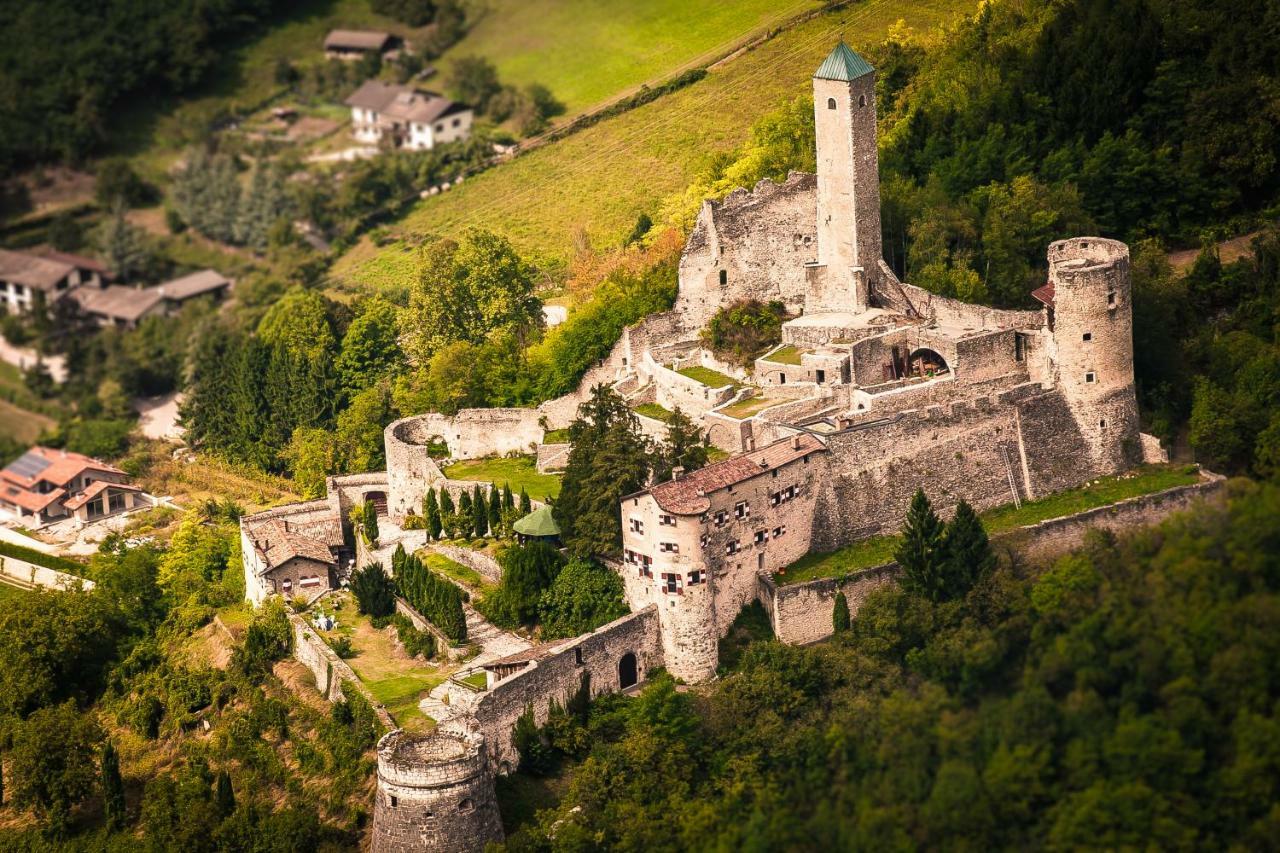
left=619, top=652, right=638, bottom=689
left=907, top=348, right=949, bottom=377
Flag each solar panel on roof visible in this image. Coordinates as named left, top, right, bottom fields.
left=5, top=451, right=51, bottom=479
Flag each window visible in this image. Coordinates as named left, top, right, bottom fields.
left=458, top=798, right=474, bottom=814
left=1082, top=332, right=1092, bottom=342
left=390, top=796, right=398, bottom=808
left=435, top=123, right=444, bottom=133
left=659, top=514, right=675, bottom=526
left=688, top=569, right=705, bottom=585
left=282, top=579, right=293, bottom=593
left=662, top=573, right=681, bottom=594
left=1015, top=333, right=1027, bottom=362
left=858, top=94, right=867, bottom=108
left=754, top=529, right=768, bottom=544
left=734, top=501, right=749, bottom=519
left=816, top=369, right=826, bottom=383
left=719, top=269, right=727, bottom=285
left=299, top=576, right=322, bottom=588
left=770, top=485, right=799, bottom=506
left=1107, top=291, right=1116, bottom=307
left=1099, top=419, right=1107, bottom=429
left=109, top=492, right=125, bottom=512
left=827, top=97, right=836, bottom=110
left=726, top=540, right=740, bottom=555
left=575, top=648, right=584, bottom=666
left=779, top=373, right=787, bottom=384
left=714, top=510, right=728, bottom=527
left=629, top=518, right=644, bottom=534
left=452, top=118, right=461, bottom=127
left=773, top=525, right=787, bottom=538
left=659, top=542, right=679, bottom=553
left=1085, top=372, right=1096, bottom=383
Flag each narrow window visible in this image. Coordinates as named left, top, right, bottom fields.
left=815, top=369, right=826, bottom=383
left=1082, top=332, right=1092, bottom=342
left=779, top=373, right=787, bottom=384
left=1014, top=334, right=1026, bottom=361
left=719, top=269, right=727, bottom=285
left=390, top=796, right=398, bottom=808
left=1085, top=372, right=1096, bottom=383
left=826, top=97, right=836, bottom=110
left=575, top=648, right=584, bottom=666
left=1099, top=419, right=1107, bottom=429
left=858, top=94, right=867, bottom=108
left=1107, top=291, right=1116, bottom=307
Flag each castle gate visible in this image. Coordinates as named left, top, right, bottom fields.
left=619, top=652, right=638, bottom=689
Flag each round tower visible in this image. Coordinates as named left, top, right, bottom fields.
left=384, top=416, right=447, bottom=521
left=371, top=728, right=503, bottom=853
left=1047, top=237, right=1140, bottom=472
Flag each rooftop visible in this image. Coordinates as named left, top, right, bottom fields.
left=0, top=249, right=74, bottom=290
left=157, top=269, right=231, bottom=300
left=63, top=480, right=144, bottom=511
left=345, top=81, right=466, bottom=124
left=814, top=41, right=875, bottom=82
left=645, top=434, right=826, bottom=515
left=324, top=29, right=393, bottom=51
left=1031, top=282, right=1055, bottom=307
left=513, top=504, right=560, bottom=537
left=0, top=446, right=125, bottom=490
left=245, top=513, right=342, bottom=572
left=74, top=286, right=163, bottom=323
left=36, top=250, right=111, bottom=277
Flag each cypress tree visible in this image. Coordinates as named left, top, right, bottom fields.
left=519, top=487, right=531, bottom=514
left=457, top=491, right=473, bottom=538
left=362, top=501, right=380, bottom=547
left=472, top=484, right=488, bottom=537
left=895, top=488, right=947, bottom=601
left=832, top=591, right=851, bottom=633
left=940, top=500, right=996, bottom=600
left=425, top=488, right=442, bottom=540
left=440, top=489, right=455, bottom=516
left=215, top=770, right=236, bottom=819
left=502, top=483, right=514, bottom=511
left=488, top=485, right=502, bottom=532
left=102, top=740, right=125, bottom=831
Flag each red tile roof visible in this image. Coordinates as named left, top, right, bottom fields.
left=0, top=484, right=65, bottom=513
left=646, top=434, right=825, bottom=515
left=63, top=480, right=143, bottom=511
left=245, top=517, right=340, bottom=574
left=0, top=446, right=125, bottom=490
left=1031, top=282, right=1055, bottom=307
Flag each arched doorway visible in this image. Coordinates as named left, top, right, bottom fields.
left=364, top=490, right=388, bottom=516
left=618, top=652, right=638, bottom=689
left=908, top=348, right=950, bottom=378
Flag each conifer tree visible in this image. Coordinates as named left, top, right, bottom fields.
left=502, top=483, right=514, bottom=511
left=440, top=489, right=456, bottom=517
left=214, top=770, right=235, bottom=819
left=519, top=488, right=531, bottom=514
left=458, top=490, right=474, bottom=538
left=101, top=740, right=125, bottom=831
left=895, top=488, right=947, bottom=601
left=94, top=200, right=151, bottom=280
left=655, top=406, right=710, bottom=481
left=425, top=488, right=442, bottom=540
left=472, top=484, right=488, bottom=537
left=488, top=485, right=502, bottom=532
left=832, top=591, right=851, bottom=633
left=362, top=501, right=380, bottom=547
left=940, top=500, right=996, bottom=600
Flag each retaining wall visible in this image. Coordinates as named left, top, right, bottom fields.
left=288, top=612, right=396, bottom=728
left=0, top=555, right=94, bottom=591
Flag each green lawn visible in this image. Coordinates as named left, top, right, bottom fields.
left=676, top=365, right=740, bottom=389
left=718, top=395, right=782, bottom=420
left=0, top=580, right=32, bottom=603
left=423, top=552, right=497, bottom=598
left=775, top=465, right=1204, bottom=585
left=333, top=0, right=977, bottom=283
left=763, top=345, right=805, bottom=365
left=443, top=455, right=562, bottom=501
left=459, top=671, right=489, bottom=691
left=542, top=428, right=571, bottom=444
left=634, top=402, right=674, bottom=422
left=439, top=0, right=824, bottom=117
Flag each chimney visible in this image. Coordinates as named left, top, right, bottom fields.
left=671, top=466, right=685, bottom=481
left=791, top=434, right=802, bottom=450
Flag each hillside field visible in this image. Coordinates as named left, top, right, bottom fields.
left=332, top=0, right=975, bottom=288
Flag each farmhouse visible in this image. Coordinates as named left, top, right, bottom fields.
left=0, top=248, right=83, bottom=313
left=0, top=446, right=145, bottom=526
left=344, top=81, right=473, bottom=151
left=71, top=268, right=232, bottom=329
left=241, top=502, right=349, bottom=605
left=324, top=29, right=398, bottom=60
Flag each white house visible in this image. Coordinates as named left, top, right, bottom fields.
left=0, top=249, right=82, bottom=314
left=344, top=81, right=472, bottom=151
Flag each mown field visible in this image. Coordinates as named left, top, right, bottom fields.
left=333, top=0, right=976, bottom=287
left=439, top=0, right=824, bottom=115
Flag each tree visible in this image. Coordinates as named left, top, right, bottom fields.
left=94, top=199, right=150, bottom=280
left=0, top=589, right=116, bottom=717
left=519, top=487, right=531, bottom=514
left=488, top=484, right=503, bottom=534
left=362, top=501, right=380, bottom=547
left=450, top=56, right=502, bottom=114
left=556, top=385, right=654, bottom=556
left=895, top=488, right=947, bottom=601
left=425, top=487, right=442, bottom=540
left=503, top=482, right=515, bottom=511
left=101, top=739, right=126, bottom=830
left=832, top=591, right=851, bottom=633
left=235, top=164, right=290, bottom=250
left=350, top=562, right=397, bottom=618
left=95, top=157, right=151, bottom=208
left=654, top=406, right=709, bottom=482
left=538, top=558, right=628, bottom=640
left=8, top=702, right=103, bottom=836
left=472, top=484, right=489, bottom=537
left=486, top=541, right=565, bottom=626
left=336, top=297, right=402, bottom=393
left=256, top=287, right=337, bottom=364
left=372, top=0, right=436, bottom=25
left=214, top=770, right=235, bottom=819
left=699, top=299, right=787, bottom=367
left=47, top=211, right=83, bottom=251
left=441, top=489, right=456, bottom=518
left=940, top=500, right=995, bottom=600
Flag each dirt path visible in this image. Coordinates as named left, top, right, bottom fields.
left=1168, top=229, right=1265, bottom=272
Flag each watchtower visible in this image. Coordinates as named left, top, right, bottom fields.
left=1045, top=237, right=1140, bottom=471
left=371, top=728, right=503, bottom=853
left=810, top=41, right=883, bottom=314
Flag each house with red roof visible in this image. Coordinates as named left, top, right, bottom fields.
left=0, top=446, right=148, bottom=526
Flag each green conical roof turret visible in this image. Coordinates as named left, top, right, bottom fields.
left=814, top=41, right=874, bottom=81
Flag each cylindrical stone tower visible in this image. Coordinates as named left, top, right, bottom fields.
left=383, top=416, right=447, bottom=522
left=372, top=728, right=503, bottom=853
left=1047, top=237, right=1140, bottom=473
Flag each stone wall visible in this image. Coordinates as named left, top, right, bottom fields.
left=395, top=598, right=465, bottom=662
left=470, top=607, right=662, bottom=771
left=384, top=417, right=449, bottom=521
left=0, top=555, right=94, bottom=591
left=535, top=442, right=570, bottom=472
left=425, top=543, right=503, bottom=583
left=764, top=563, right=900, bottom=645
left=288, top=612, right=396, bottom=728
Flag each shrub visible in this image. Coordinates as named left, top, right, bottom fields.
left=393, top=548, right=466, bottom=643
left=350, top=561, right=397, bottom=618
left=330, top=636, right=354, bottom=658
left=699, top=299, right=787, bottom=367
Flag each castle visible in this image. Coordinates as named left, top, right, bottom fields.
left=239, top=43, right=1169, bottom=851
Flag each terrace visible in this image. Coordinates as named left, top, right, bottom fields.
left=672, top=364, right=741, bottom=390
left=442, top=455, right=562, bottom=501
left=717, top=394, right=785, bottom=420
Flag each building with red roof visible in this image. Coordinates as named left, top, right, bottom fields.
left=0, top=446, right=147, bottom=526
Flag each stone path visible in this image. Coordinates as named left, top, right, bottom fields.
left=418, top=605, right=530, bottom=726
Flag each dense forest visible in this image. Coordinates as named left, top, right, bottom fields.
left=503, top=481, right=1280, bottom=850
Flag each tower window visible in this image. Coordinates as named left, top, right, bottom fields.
left=1099, top=419, right=1107, bottom=429
left=458, top=799, right=474, bottom=814
left=390, top=796, right=398, bottom=808
left=1107, top=291, right=1116, bottom=307
left=719, top=269, right=727, bottom=286
left=1082, top=332, right=1092, bottom=341
left=859, top=94, right=867, bottom=108
left=1085, top=372, right=1096, bottom=383
left=826, top=97, right=836, bottom=110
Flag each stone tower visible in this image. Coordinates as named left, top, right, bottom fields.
left=1046, top=237, right=1140, bottom=473
left=810, top=41, right=883, bottom=314
left=372, top=728, right=503, bottom=853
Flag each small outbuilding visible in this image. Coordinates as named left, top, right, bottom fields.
left=512, top=505, right=560, bottom=545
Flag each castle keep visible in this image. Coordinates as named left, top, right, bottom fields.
left=239, top=44, right=1172, bottom=847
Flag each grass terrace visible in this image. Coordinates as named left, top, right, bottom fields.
left=634, top=402, right=675, bottom=423
left=763, top=345, right=806, bottom=365
left=675, top=365, right=741, bottom=389
left=423, top=552, right=497, bottom=599
left=0, top=580, right=32, bottom=602
left=0, top=541, right=88, bottom=576
left=542, top=428, right=572, bottom=444
left=718, top=395, right=783, bottom=420
left=443, top=455, right=562, bottom=502
left=775, top=464, right=1204, bottom=585
left=458, top=671, right=489, bottom=691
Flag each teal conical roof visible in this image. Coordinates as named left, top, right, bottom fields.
left=513, top=504, right=560, bottom=537
left=814, top=41, right=874, bottom=81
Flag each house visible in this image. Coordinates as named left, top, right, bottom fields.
left=0, top=249, right=81, bottom=313
left=36, top=250, right=113, bottom=289
left=324, top=29, right=397, bottom=60
left=344, top=81, right=472, bottom=151
left=241, top=504, right=347, bottom=605
left=72, top=269, right=232, bottom=329
left=0, top=446, right=145, bottom=526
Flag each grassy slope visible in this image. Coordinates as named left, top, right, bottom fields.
left=441, top=0, right=823, bottom=116
left=334, top=0, right=975, bottom=286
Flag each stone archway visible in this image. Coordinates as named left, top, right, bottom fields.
left=364, top=490, right=388, bottom=516
left=908, top=348, right=950, bottom=378
left=618, top=652, right=638, bottom=689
